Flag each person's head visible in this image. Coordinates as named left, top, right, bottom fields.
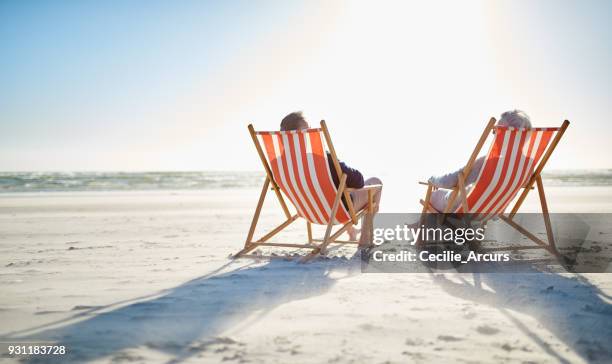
left=280, top=111, right=309, bottom=131
left=498, top=110, right=532, bottom=129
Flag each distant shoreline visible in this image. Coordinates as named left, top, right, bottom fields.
left=0, top=170, right=611, bottom=193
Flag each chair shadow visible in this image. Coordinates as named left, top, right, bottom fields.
left=433, top=269, right=612, bottom=363
left=8, top=258, right=356, bottom=363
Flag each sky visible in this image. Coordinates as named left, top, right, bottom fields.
left=1, top=0, right=611, bottom=178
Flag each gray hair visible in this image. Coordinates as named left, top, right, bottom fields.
left=498, top=110, right=532, bottom=129
left=280, top=111, right=309, bottom=131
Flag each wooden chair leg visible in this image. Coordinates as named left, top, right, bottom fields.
left=307, top=222, right=312, bottom=244
left=536, top=175, right=556, bottom=250
left=456, top=173, right=472, bottom=226
left=248, top=124, right=292, bottom=219
left=301, top=174, right=347, bottom=263
left=417, top=185, right=434, bottom=246
left=234, top=178, right=270, bottom=258
left=421, top=185, right=433, bottom=215
left=234, top=244, right=258, bottom=258
left=235, top=215, right=300, bottom=258
left=499, top=215, right=558, bottom=257
left=329, top=211, right=366, bottom=242
left=457, top=172, right=469, bottom=213
left=510, top=120, right=570, bottom=218
left=495, top=175, right=559, bottom=258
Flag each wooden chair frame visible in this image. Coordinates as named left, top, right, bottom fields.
left=234, top=120, right=382, bottom=262
left=418, top=118, right=570, bottom=256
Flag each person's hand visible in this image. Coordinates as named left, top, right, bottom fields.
left=428, top=176, right=440, bottom=190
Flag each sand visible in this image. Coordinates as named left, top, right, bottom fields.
left=1, top=187, right=611, bottom=363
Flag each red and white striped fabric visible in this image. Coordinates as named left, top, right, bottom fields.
left=256, top=128, right=351, bottom=225
left=457, top=126, right=558, bottom=220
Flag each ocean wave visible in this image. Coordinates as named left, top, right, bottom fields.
left=0, top=171, right=265, bottom=192
left=0, top=170, right=610, bottom=193
left=542, top=169, right=612, bottom=187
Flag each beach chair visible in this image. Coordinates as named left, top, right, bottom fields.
left=235, top=120, right=382, bottom=261
left=419, top=118, right=570, bottom=256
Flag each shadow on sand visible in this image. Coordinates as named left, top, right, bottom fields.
left=5, top=255, right=612, bottom=363
left=434, top=269, right=612, bottom=363
left=6, top=258, right=357, bottom=363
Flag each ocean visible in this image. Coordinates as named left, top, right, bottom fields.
left=0, top=170, right=610, bottom=193
left=0, top=171, right=264, bottom=193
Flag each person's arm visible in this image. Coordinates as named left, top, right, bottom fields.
left=464, top=156, right=485, bottom=185
left=428, top=169, right=460, bottom=189
left=339, top=160, right=364, bottom=189
left=326, top=153, right=364, bottom=189
left=429, top=156, right=485, bottom=188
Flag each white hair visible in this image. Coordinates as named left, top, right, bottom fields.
left=498, top=110, right=532, bottom=129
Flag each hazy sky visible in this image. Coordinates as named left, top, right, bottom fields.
left=1, top=0, right=611, bottom=178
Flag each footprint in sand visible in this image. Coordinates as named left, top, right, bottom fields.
left=405, top=338, right=427, bottom=346
left=476, top=325, right=500, bottom=335
left=463, top=312, right=477, bottom=319
left=184, top=337, right=245, bottom=354
left=72, top=305, right=104, bottom=311
left=461, top=307, right=477, bottom=319
left=110, top=351, right=145, bottom=362
left=358, top=323, right=383, bottom=331
left=437, top=335, right=463, bottom=342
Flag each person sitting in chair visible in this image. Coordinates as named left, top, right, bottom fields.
left=280, top=111, right=382, bottom=246
left=427, top=110, right=532, bottom=212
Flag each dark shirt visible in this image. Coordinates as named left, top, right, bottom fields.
left=327, top=152, right=364, bottom=190
left=327, top=154, right=363, bottom=211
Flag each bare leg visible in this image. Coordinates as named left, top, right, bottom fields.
left=359, top=213, right=374, bottom=247
left=347, top=224, right=360, bottom=241
left=430, top=188, right=456, bottom=213
left=350, top=177, right=383, bottom=248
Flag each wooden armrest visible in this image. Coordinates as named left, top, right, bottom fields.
left=421, top=180, right=533, bottom=190
left=418, top=181, right=457, bottom=190
left=345, top=184, right=383, bottom=192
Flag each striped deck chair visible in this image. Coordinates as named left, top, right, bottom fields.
left=419, top=117, right=570, bottom=256
left=235, top=120, right=382, bottom=261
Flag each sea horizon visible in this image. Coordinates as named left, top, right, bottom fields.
left=1, top=169, right=611, bottom=193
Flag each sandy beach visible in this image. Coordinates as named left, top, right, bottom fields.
left=1, top=187, right=611, bottom=363
left=3, top=0, right=612, bottom=362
